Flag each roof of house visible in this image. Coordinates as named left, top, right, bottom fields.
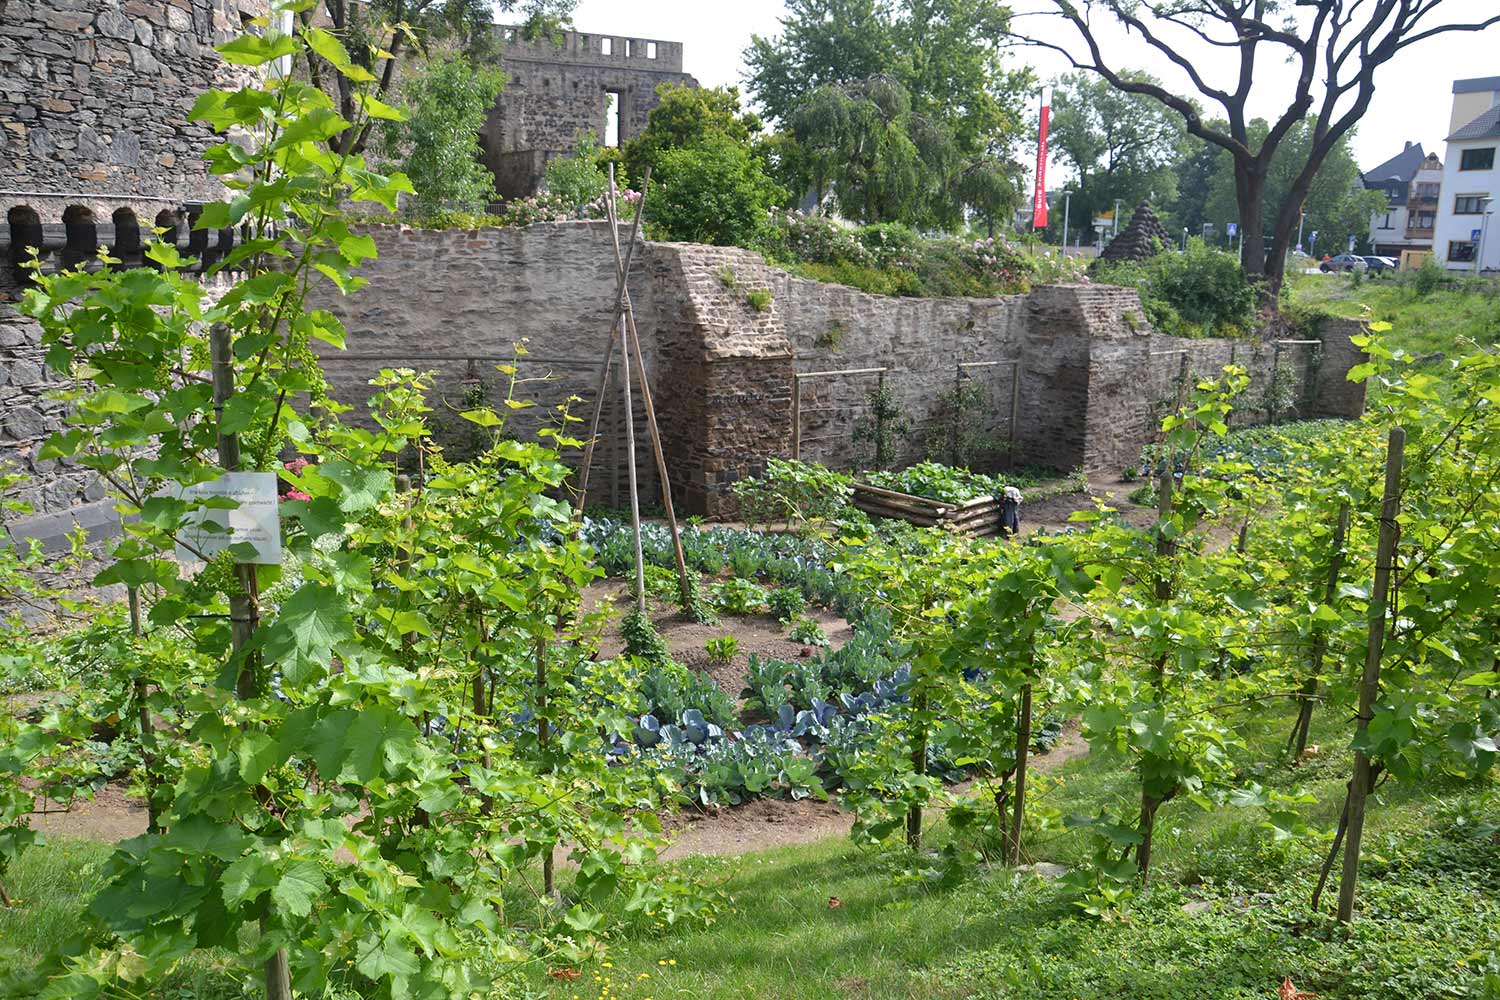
left=1449, top=104, right=1500, bottom=142
left=1453, top=76, right=1500, bottom=95
left=1362, top=143, right=1426, bottom=184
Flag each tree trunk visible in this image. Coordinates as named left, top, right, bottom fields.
left=906, top=690, right=929, bottom=852
left=1137, top=792, right=1161, bottom=886
left=1233, top=162, right=1266, bottom=281
left=1007, top=680, right=1033, bottom=866
left=1291, top=503, right=1350, bottom=757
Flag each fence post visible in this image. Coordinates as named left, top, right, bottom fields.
left=791, top=376, right=802, bottom=461
left=1007, top=362, right=1022, bottom=469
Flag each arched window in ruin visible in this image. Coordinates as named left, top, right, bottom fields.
left=6, top=205, right=43, bottom=270
left=152, top=209, right=180, bottom=270
left=111, top=207, right=141, bottom=261
left=61, top=205, right=97, bottom=269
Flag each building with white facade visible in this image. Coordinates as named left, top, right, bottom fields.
left=1434, top=76, right=1500, bottom=272
left=1364, top=142, right=1440, bottom=257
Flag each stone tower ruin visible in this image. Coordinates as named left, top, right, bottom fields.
left=479, top=27, right=699, bottom=200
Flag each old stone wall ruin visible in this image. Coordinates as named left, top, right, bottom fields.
left=479, top=28, right=698, bottom=200
left=306, top=223, right=1369, bottom=516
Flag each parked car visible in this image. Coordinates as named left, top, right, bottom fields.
left=1362, top=255, right=1398, bottom=273
left=1320, top=254, right=1369, bottom=273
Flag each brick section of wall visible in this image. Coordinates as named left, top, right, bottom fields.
left=1311, top=318, right=1371, bottom=419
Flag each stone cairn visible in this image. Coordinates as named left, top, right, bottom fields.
left=1094, top=202, right=1174, bottom=268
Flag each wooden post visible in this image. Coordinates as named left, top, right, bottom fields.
left=1007, top=362, right=1022, bottom=469
left=574, top=165, right=651, bottom=516
left=536, top=633, right=555, bottom=900
left=211, top=323, right=291, bottom=1000
left=791, top=376, right=802, bottom=461
left=1337, top=427, right=1405, bottom=924
left=1175, top=351, right=1190, bottom=410
left=1271, top=342, right=1283, bottom=425
left=619, top=310, right=646, bottom=614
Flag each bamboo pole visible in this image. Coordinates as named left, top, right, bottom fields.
left=574, top=166, right=651, bottom=516
left=603, top=187, right=693, bottom=609
left=1007, top=363, right=1022, bottom=469
left=1337, top=427, right=1405, bottom=924
left=211, top=324, right=291, bottom=1000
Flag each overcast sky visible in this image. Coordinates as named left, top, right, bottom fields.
left=568, top=0, right=1500, bottom=179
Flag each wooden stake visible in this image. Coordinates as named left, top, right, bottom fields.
left=128, top=586, right=159, bottom=835
left=575, top=166, right=651, bottom=516
left=1008, top=674, right=1033, bottom=866
left=211, top=324, right=291, bottom=1000
left=1337, top=426, right=1404, bottom=924
left=1007, top=362, right=1022, bottom=469
left=791, top=376, right=802, bottom=460
left=602, top=188, right=693, bottom=608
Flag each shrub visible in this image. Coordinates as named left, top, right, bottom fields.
left=731, top=458, right=853, bottom=528
left=745, top=287, right=774, bottom=312
left=1097, top=239, right=1257, bottom=337
left=647, top=135, right=786, bottom=247
left=542, top=130, right=610, bottom=212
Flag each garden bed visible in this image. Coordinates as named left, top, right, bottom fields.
left=850, top=482, right=1005, bottom=536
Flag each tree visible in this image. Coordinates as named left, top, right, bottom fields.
left=1047, top=72, right=1185, bottom=242
left=1007, top=0, right=1500, bottom=296
left=747, top=0, right=1031, bottom=228
left=378, top=52, right=505, bottom=213
left=647, top=135, right=787, bottom=247
left=298, top=0, right=575, bottom=155
left=622, top=84, right=765, bottom=186
left=1200, top=120, right=1383, bottom=255
left=542, top=130, right=609, bottom=211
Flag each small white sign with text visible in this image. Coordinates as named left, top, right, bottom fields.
left=174, top=471, right=283, bottom=565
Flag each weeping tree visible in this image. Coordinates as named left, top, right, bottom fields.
left=1007, top=0, right=1500, bottom=297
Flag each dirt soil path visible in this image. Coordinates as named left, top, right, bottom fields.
left=658, top=719, right=1089, bottom=860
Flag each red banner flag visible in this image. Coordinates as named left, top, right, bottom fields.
left=1032, top=88, right=1051, bottom=230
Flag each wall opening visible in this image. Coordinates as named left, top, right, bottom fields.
left=61, top=205, right=97, bottom=269
left=625, top=39, right=634, bottom=58
left=647, top=41, right=658, bottom=59
left=604, top=90, right=622, bottom=147
left=600, top=37, right=612, bottom=56
left=111, top=207, right=141, bottom=258
left=7, top=205, right=42, bottom=267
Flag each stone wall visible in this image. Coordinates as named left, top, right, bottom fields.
left=478, top=27, right=698, bottom=200
left=1, top=0, right=259, bottom=227
left=305, top=224, right=1369, bottom=517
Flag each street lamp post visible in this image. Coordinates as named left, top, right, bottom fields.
left=1062, top=190, right=1073, bottom=253
left=1182, top=227, right=1188, bottom=251
left=1297, top=211, right=1306, bottom=253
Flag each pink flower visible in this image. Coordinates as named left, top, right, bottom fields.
left=283, top=457, right=310, bottom=474
left=281, top=489, right=312, bottom=502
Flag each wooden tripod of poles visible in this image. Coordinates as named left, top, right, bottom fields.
left=572, top=166, right=693, bottom=612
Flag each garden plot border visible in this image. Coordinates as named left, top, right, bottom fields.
left=850, top=482, right=1004, bottom=536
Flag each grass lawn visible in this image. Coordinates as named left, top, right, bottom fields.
left=4, top=712, right=1496, bottom=1000
left=1286, top=271, right=1500, bottom=358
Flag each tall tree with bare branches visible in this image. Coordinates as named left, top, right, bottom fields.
left=1006, top=1, right=1500, bottom=298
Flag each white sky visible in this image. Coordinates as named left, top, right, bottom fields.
left=567, top=0, right=1500, bottom=179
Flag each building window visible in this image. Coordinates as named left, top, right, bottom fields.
left=1454, top=194, right=1489, bottom=214
left=647, top=41, right=658, bottom=59
left=1448, top=241, right=1476, bottom=263
left=1379, top=212, right=1393, bottom=229
left=1459, top=147, right=1495, bottom=171
left=1411, top=211, right=1435, bottom=229
left=600, top=37, right=612, bottom=55
left=626, top=39, right=634, bottom=57
left=1414, top=182, right=1440, bottom=199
